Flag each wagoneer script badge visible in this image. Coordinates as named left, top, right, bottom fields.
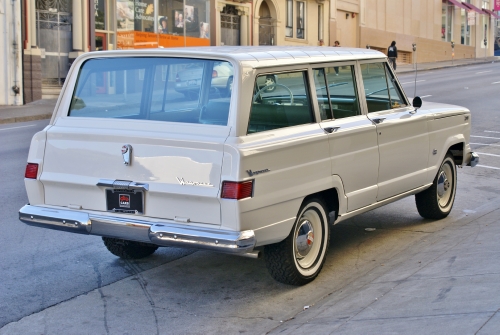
left=246, top=169, right=270, bottom=177
left=176, top=177, right=213, bottom=187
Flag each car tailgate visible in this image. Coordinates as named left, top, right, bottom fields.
left=40, top=118, right=229, bottom=225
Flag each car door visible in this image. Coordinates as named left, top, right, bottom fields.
left=359, top=60, right=429, bottom=201
left=313, top=63, right=380, bottom=212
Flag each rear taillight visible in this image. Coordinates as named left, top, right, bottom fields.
left=25, top=163, right=39, bottom=179
left=212, top=70, right=218, bottom=78
left=175, top=73, right=180, bottom=82
left=221, top=181, right=253, bottom=200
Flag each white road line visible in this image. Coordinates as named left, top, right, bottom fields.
left=475, top=152, right=500, bottom=157
left=484, top=130, right=500, bottom=133
left=471, top=135, right=500, bottom=140
left=0, top=124, right=36, bottom=131
left=400, top=80, right=426, bottom=84
left=420, top=95, right=432, bottom=98
left=477, top=164, right=500, bottom=170
left=476, top=71, right=492, bottom=74
left=471, top=143, right=500, bottom=147
left=492, top=81, right=500, bottom=84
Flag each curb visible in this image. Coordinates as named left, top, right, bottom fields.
left=397, top=59, right=499, bottom=74
left=0, top=113, right=53, bottom=125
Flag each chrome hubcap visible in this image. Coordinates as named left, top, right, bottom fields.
left=437, top=161, right=454, bottom=208
left=295, top=219, right=314, bottom=259
left=437, top=171, right=449, bottom=198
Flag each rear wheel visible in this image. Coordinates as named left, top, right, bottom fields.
left=264, top=198, right=330, bottom=285
left=415, top=154, right=457, bottom=219
left=102, top=237, right=158, bottom=259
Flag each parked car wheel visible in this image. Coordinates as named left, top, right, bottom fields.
left=264, top=198, right=330, bottom=285
left=102, top=237, right=158, bottom=259
left=415, top=154, right=457, bottom=219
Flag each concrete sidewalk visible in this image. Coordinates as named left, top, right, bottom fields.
left=0, top=56, right=498, bottom=125
left=396, top=56, right=500, bottom=73
left=0, top=98, right=56, bottom=124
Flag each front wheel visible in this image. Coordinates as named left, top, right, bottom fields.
left=415, top=154, right=457, bottom=219
left=264, top=198, right=330, bottom=285
left=102, top=237, right=158, bottom=259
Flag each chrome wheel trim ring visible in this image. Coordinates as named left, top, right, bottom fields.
left=437, top=161, right=453, bottom=208
left=294, top=208, right=323, bottom=271
left=295, top=219, right=314, bottom=259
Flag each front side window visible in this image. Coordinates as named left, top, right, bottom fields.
left=69, top=57, right=232, bottom=126
left=248, top=71, right=313, bottom=134
left=360, top=62, right=407, bottom=113
left=313, top=65, right=360, bottom=120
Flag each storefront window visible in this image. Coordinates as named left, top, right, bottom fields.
left=117, top=0, right=210, bottom=49
left=286, top=0, right=293, bottom=37
left=461, top=8, right=471, bottom=45
left=441, top=2, right=453, bottom=42
left=94, top=0, right=106, bottom=30
left=296, top=2, right=305, bottom=39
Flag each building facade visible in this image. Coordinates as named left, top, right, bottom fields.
left=330, top=0, right=499, bottom=64
left=12, top=0, right=500, bottom=105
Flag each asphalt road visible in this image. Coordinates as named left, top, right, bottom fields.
left=1, top=62, right=500, bottom=334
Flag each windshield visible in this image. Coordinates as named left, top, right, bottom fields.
left=68, top=57, right=233, bottom=126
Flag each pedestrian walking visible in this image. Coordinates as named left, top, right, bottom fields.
left=333, top=40, right=340, bottom=75
left=387, top=41, right=398, bottom=70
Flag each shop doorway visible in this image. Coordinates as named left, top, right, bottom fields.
left=258, top=0, right=275, bottom=45
left=95, top=32, right=107, bottom=51
left=35, top=3, right=72, bottom=86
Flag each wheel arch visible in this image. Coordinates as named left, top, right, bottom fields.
left=302, top=175, right=347, bottom=224
left=447, top=141, right=465, bottom=165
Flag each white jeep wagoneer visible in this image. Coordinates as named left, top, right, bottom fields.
left=20, top=46, right=479, bottom=285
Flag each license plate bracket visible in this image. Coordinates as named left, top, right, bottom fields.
left=106, top=189, right=144, bottom=214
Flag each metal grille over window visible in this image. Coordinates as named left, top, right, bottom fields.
left=221, top=5, right=240, bottom=46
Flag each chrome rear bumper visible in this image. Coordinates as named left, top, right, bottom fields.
left=19, top=205, right=255, bottom=254
left=468, top=152, right=479, bottom=167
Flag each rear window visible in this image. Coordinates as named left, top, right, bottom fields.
left=68, top=57, right=233, bottom=126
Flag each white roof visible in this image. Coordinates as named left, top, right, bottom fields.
left=86, top=46, right=387, bottom=68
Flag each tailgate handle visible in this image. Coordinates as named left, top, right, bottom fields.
left=97, top=179, right=149, bottom=191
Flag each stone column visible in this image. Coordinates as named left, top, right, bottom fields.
left=69, top=0, right=85, bottom=69
left=72, top=0, right=83, bottom=51
left=216, top=3, right=225, bottom=45
left=253, top=14, right=260, bottom=46
left=236, top=6, right=249, bottom=46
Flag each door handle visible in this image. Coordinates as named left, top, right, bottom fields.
left=324, top=126, right=340, bottom=133
left=372, top=118, right=386, bottom=124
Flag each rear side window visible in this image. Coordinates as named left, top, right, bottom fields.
left=313, top=65, right=360, bottom=120
left=68, top=57, right=233, bottom=126
left=248, top=71, right=313, bottom=134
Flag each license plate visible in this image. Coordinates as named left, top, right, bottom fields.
left=106, top=189, right=144, bottom=214
left=188, top=79, right=198, bottom=86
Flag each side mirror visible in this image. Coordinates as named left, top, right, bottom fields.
left=412, top=96, right=422, bottom=109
